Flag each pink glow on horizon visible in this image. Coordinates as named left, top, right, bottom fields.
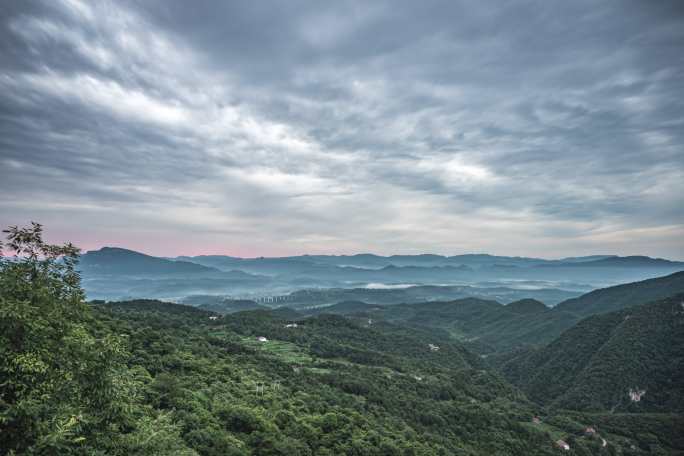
left=36, top=227, right=323, bottom=258
left=4, top=222, right=683, bottom=261
left=46, top=237, right=277, bottom=258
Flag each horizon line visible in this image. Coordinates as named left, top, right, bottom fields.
left=82, top=246, right=684, bottom=263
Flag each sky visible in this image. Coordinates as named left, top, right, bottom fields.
left=1, top=0, right=683, bottom=259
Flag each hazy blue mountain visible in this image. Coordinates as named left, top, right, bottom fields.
left=81, top=247, right=219, bottom=275
left=175, top=253, right=684, bottom=294
left=587, top=255, right=684, bottom=267
left=177, top=252, right=554, bottom=269
left=79, top=247, right=271, bottom=301
left=176, top=255, right=336, bottom=276
left=80, top=248, right=684, bottom=307
left=539, top=255, right=684, bottom=269
left=557, top=255, right=616, bottom=263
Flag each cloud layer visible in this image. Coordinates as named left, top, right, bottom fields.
left=1, top=0, right=683, bottom=258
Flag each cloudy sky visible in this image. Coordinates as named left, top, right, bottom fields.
left=1, top=0, right=683, bottom=259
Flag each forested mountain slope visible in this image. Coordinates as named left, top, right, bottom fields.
left=502, top=295, right=684, bottom=413
left=88, top=299, right=684, bottom=455
left=93, top=300, right=561, bottom=455
left=506, top=299, right=549, bottom=314
left=356, top=297, right=575, bottom=353
left=179, top=296, right=269, bottom=314
left=554, top=271, right=684, bottom=317
left=306, top=300, right=385, bottom=316
left=359, top=272, right=684, bottom=355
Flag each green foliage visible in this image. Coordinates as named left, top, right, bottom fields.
left=367, top=297, right=576, bottom=354
left=0, top=224, right=193, bottom=455
left=87, top=299, right=571, bottom=455
left=555, top=271, right=684, bottom=317
left=501, top=296, right=684, bottom=413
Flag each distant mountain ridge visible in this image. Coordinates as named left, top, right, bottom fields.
left=177, top=252, right=683, bottom=269
left=81, top=247, right=219, bottom=275
left=79, top=246, right=684, bottom=303
left=539, top=255, right=684, bottom=269
left=79, top=247, right=270, bottom=301
left=175, top=252, right=684, bottom=297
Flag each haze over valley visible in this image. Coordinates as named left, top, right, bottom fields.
left=79, top=246, right=684, bottom=309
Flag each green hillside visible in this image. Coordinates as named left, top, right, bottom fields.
left=506, top=299, right=549, bottom=314
left=307, top=300, right=385, bottom=316
left=363, top=298, right=572, bottom=353
left=555, top=271, right=684, bottom=317
left=502, top=295, right=684, bottom=413
left=199, top=299, right=268, bottom=314
left=86, top=301, right=558, bottom=455
left=364, top=273, right=684, bottom=356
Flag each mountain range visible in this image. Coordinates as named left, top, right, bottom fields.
left=81, top=247, right=220, bottom=275
left=79, top=247, right=684, bottom=302
left=67, top=247, right=684, bottom=453
left=247, top=270, right=683, bottom=418
left=90, top=267, right=684, bottom=453
left=265, top=271, right=684, bottom=354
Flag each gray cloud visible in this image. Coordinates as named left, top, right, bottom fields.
left=1, top=0, right=683, bottom=258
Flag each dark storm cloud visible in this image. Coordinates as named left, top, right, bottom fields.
left=1, top=0, right=683, bottom=258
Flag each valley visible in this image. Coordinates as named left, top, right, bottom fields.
left=78, top=247, right=684, bottom=307
left=3, top=226, right=684, bottom=455
left=3, top=1, right=683, bottom=454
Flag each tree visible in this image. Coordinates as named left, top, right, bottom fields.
left=0, top=223, right=181, bottom=455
